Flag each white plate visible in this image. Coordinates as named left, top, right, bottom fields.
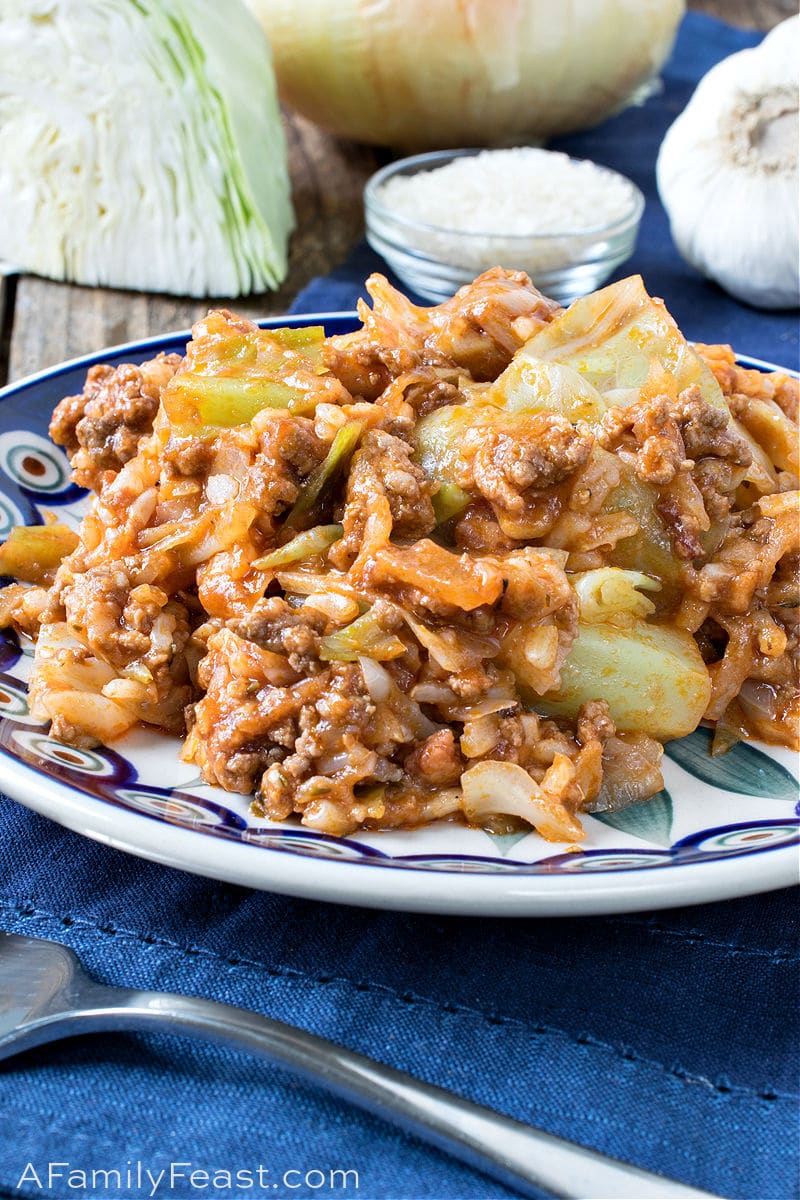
left=0, top=316, right=796, bottom=915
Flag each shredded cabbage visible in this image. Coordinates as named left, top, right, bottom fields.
left=253, top=524, right=343, bottom=571
left=0, top=0, right=293, bottom=296
left=164, top=326, right=326, bottom=430
left=320, top=609, right=406, bottom=663
left=286, top=422, right=364, bottom=529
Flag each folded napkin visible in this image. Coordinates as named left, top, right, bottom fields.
left=0, top=14, right=797, bottom=1200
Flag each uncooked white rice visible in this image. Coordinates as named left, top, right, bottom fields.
left=377, top=148, right=637, bottom=274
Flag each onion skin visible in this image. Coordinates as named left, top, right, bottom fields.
left=245, top=0, right=685, bottom=150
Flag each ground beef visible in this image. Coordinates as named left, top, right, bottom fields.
left=405, top=729, right=463, bottom=787
left=461, top=414, right=593, bottom=516
left=698, top=343, right=800, bottom=423
left=163, top=435, right=217, bottom=479
left=454, top=501, right=517, bottom=552
left=50, top=353, right=181, bottom=491
left=191, top=632, right=387, bottom=832
left=694, top=492, right=800, bottom=613
left=246, top=416, right=326, bottom=533
left=330, top=429, right=437, bottom=569
left=600, top=385, right=752, bottom=560
left=600, top=386, right=750, bottom=485
left=55, top=559, right=191, bottom=683
left=189, top=628, right=306, bottom=794
left=226, top=596, right=328, bottom=672
left=419, top=267, right=563, bottom=381
left=323, top=342, right=426, bottom=403
left=401, top=370, right=464, bottom=418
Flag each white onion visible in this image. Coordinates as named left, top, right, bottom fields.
left=460, top=716, right=500, bottom=759
left=357, top=655, right=393, bottom=704
left=357, top=655, right=438, bottom=738
left=460, top=759, right=583, bottom=842
left=410, top=683, right=460, bottom=705
left=246, top=0, right=684, bottom=149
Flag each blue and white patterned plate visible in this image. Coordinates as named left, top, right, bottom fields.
left=0, top=316, right=796, bottom=915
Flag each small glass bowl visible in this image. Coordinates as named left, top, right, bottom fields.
left=364, top=149, right=644, bottom=304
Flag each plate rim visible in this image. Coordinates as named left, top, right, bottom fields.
left=1, top=744, right=796, bottom=916
left=0, top=316, right=797, bottom=916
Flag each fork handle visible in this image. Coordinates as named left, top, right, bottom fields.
left=30, top=986, right=721, bottom=1200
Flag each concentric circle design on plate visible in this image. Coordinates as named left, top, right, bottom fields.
left=11, top=729, right=129, bottom=781
left=0, top=430, right=71, bottom=494
left=0, top=675, right=36, bottom=720
left=240, top=829, right=387, bottom=860
left=397, top=855, right=534, bottom=873
left=539, top=851, right=674, bottom=872
left=680, top=822, right=800, bottom=856
left=113, top=787, right=247, bottom=830
left=0, top=322, right=796, bottom=913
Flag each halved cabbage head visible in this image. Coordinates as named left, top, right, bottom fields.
left=0, top=0, right=293, bottom=296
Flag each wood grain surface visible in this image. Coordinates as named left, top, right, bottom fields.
left=2, top=0, right=792, bottom=383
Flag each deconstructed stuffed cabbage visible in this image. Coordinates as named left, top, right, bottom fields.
left=520, top=274, right=776, bottom=491
left=5, top=268, right=796, bottom=843
left=0, top=0, right=293, bottom=296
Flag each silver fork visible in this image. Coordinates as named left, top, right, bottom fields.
left=0, top=932, right=721, bottom=1200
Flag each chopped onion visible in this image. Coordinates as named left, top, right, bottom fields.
left=410, top=683, right=461, bottom=705
left=402, top=610, right=498, bottom=673
left=460, top=758, right=584, bottom=842
left=357, top=656, right=437, bottom=739
left=445, top=693, right=519, bottom=722
left=460, top=715, right=500, bottom=759
left=275, top=570, right=353, bottom=596
left=357, top=655, right=393, bottom=704
left=181, top=503, right=258, bottom=567
left=302, top=591, right=360, bottom=624
left=205, top=474, right=240, bottom=506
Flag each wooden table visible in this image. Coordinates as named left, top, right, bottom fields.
left=1, top=0, right=791, bottom=385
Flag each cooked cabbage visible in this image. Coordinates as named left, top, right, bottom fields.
left=533, top=620, right=712, bottom=741
left=0, top=0, right=293, bottom=296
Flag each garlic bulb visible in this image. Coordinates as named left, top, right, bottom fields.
left=657, top=16, right=799, bottom=310
left=245, top=0, right=685, bottom=150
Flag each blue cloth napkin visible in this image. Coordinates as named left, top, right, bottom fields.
left=1, top=14, right=798, bottom=1200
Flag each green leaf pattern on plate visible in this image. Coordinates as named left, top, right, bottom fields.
left=485, top=831, right=531, bottom=857
left=665, top=729, right=799, bottom=802
left=592, top=789, right=673, bottom=845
